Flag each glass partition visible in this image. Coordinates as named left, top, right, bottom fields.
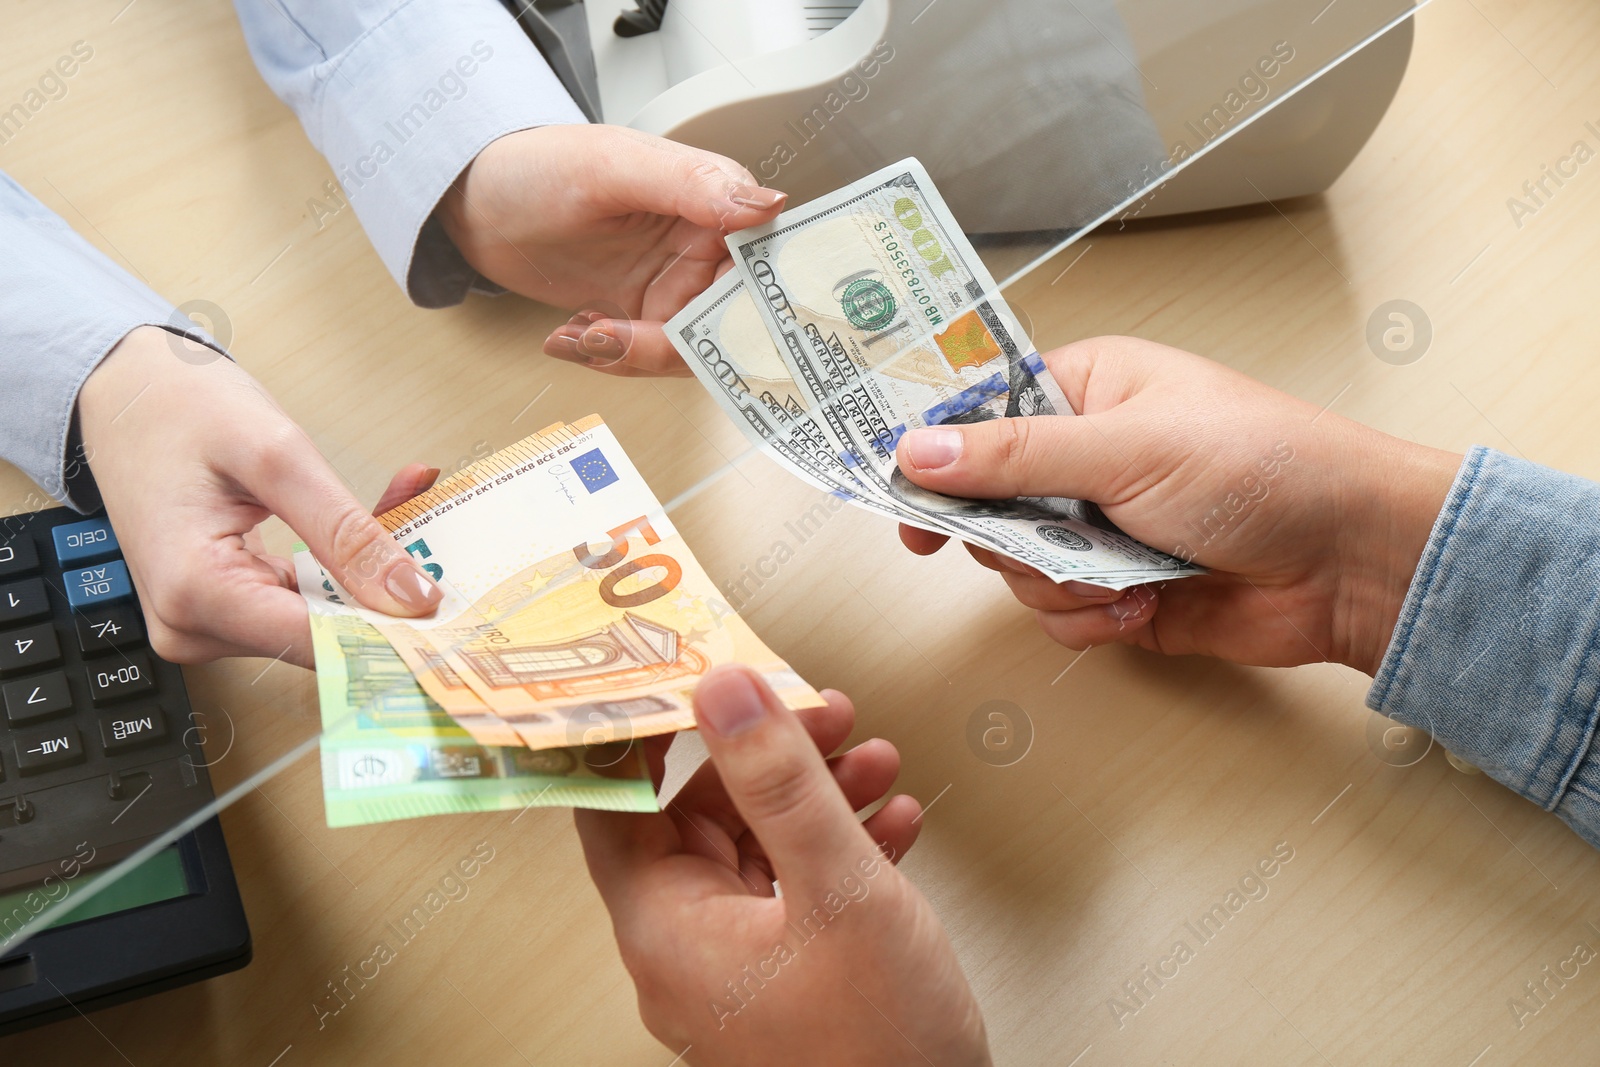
left=0, top=0, right=1431, bottom=958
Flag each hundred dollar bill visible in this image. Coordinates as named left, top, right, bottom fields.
left=668, top=275, right=1178, bottom=585
left=724, top=157, right=1201, bottom=587
left=309, top=610, right=656, bottom=827
left=667, top=271, right=907, bottom=519
left=296, top=416, right=825, bottom=750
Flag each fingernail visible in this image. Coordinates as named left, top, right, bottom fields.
left=579, top=325, right=624, bottom=357
left=1104, top=587, right=1154, bottom=623
left=729, top=184, right=786, bottom=210
left=1064, top=581, right=1121, bottom=602
left=700, top=668, right=767, bottom=738
left=901, top=428, right=963, bottom=470
left=384, top=562, right=440, bottom=612
left=548, top=334, right=593, bottom=365
left=420, top=467, right=442, bottom=488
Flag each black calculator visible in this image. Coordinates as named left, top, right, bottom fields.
left=0, top=507, right=250, bottom=1034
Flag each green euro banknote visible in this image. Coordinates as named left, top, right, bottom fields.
left=309, top=609, right=659, bottom=828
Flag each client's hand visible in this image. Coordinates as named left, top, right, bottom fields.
left=575, top=665, right=990, bottom=1067
left=77, top=326, right=442, bottom=666
left=895, top=336, right=1462, bottom=675
left=439, top=125, right=787, bottom=376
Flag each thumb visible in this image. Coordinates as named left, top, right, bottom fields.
left=373, top=463, right=442, bottom=516
left=598, top=132, right=787, bottom=231
left=247, top=437, right=443, bottom=617
left=896, top=414, right=1134, bottom=502
left=694, top=665, right=879, bottom=894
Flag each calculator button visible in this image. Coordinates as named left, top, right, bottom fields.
left=87, top=654, right=155, bottom=704
left=64, top=560, right=133, bottom=610
left=0, top=624, right=61, bottom=677
left=52, top=517, right=120, bottom=564
left=0, top=538, right=38, bottom=579
left=74, top=603, right=145, bottom=655
left=2, top=671, right=71, bottom=724
left=13, top=724, right=85, bottom=775
left=98, top=707, right=167, bottom=754
left=0, top=578, right=48, bottom=625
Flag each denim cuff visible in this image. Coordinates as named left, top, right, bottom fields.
left=1368, top=446, right=1600, bottom=847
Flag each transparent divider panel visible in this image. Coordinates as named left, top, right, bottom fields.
left=0, top=0, right=1429, bottom=956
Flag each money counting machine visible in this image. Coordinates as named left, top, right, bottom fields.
left=508, top=0, right=1416, bottom=235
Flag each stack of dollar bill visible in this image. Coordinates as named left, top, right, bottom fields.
left=294, top=415, right=824, bottom=827
left=668, top=157, right=1201, bottom=590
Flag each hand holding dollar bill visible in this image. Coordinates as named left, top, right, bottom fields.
left=669, top=158, right=1202, bottom=590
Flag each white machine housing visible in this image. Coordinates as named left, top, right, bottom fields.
left=581, top=0, right=1414, bottom=232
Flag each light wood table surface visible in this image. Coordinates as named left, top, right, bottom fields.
left=4, top=1, right=1600, bottom=1063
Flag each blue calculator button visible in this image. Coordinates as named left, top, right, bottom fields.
left=52, top=517, right=119, bottom=564
left=65, top=559, right=133, bottom=609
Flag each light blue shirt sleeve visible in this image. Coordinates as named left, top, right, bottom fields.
left=231, top=0, right=587, bottom=307
left=1368, top=446, right=1600, bottom=849
left=0, top=172, right=224, bottom=513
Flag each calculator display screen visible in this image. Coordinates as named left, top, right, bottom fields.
left=0, top=847, right=191, bottom=937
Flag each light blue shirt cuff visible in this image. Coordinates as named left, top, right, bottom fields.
left=257, top=0, right=587, bottom=307
left=0, top=173, right=225, bottom=512
left=1368, top=446, right=1600, bottom=847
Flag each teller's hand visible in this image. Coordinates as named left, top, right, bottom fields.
left=76, top=326, right=443, bottom=666
left=439, top=125, right=787, bottom=377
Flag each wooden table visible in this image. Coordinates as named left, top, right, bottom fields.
left=4, top=1, right=1600, bottom=1063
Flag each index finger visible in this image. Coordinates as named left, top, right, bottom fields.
left=573, top=806, right=681, bottom=917
left=899, top=523, right=949, bottom=555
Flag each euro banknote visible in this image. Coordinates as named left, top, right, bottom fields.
left=666, top=272, right=907, bottom=518
left=307, top=609, right=657, bottom=827
left=295, top=416, right=824, bottom=752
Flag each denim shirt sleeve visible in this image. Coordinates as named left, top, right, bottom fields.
left=231, top=0, right=586, bottom=308
left=0, top=173, right=224, bottom=513
left=1368, top=446, right=1600, bottom=848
